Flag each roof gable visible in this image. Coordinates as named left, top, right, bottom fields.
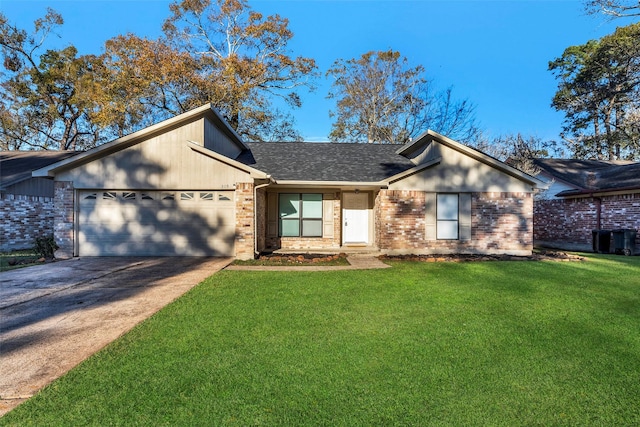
left=33, top=104, right=246, bottom=178
left=397, top=130, right=542, bottom=186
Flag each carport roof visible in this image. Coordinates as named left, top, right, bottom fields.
left=238, top=142, right=416, bottom=182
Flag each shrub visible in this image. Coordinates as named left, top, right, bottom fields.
left=33, top=235, right=58, bottom=259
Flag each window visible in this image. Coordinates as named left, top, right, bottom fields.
left=279, top=193, right=323, bottom=237
left=102, top=191, right=117, bottom=201
left=437, top=194, right=459, bottom=240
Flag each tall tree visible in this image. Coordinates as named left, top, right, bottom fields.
left=160, top=0, right=317, bottom=141
left=0, top=9, right=102, bottom=150
left=549, top=23, right=640, bottom=160
left=326, top=50, right=478, bottom=144
left=91, top=34, right=200, bottom=138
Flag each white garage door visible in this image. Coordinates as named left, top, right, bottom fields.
left=78, top=190, right=236, bottom=256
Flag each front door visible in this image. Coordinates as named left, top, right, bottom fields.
left=343, top=192, right=369, bottom=245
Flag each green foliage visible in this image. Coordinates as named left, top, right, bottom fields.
left=32, top=234, right=57, bottom=259
left=3, top=256, right=640, bottom=425
left=0, top=2, right=317, bottom=147
left=549, top=22, right=640, bottom=160
left=0, top=9, right=104, bottom=150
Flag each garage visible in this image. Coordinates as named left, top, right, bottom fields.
left=78, top=190, right=236, bottom=256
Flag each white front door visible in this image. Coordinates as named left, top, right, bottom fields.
left=343, top=192, right=369, bottom=245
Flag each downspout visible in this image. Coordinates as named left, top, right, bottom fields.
left=254, top=178, right=273, bottom=258
left=594, top=195, right=602, bottom=230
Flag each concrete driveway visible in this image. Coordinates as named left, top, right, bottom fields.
left=0, top=257, right=232, bottom=416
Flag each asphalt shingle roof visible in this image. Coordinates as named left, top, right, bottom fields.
left=533, top=158, right=640, bottom=194
left=239, top=142, right=415, bottom=182
left=0, top=151, right=81, bottom=189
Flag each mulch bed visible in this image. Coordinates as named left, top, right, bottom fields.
left=235, top=253, right=350, bottom=265
left=249, top=250, right=585, bottom=265
left=380, top=250, right=586, bottom=263
left=260, top=253, right=347, bottom=263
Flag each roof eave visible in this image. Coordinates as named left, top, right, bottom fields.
left=271, top=180, right=386, bottom=188
left=383, top=157, right=442, bottom=185
left=556, top=185, right=640, bottom=198
left=187, top=141, right=268, bottom=179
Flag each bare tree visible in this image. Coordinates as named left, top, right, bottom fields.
left=326, top=49, right=478, bottom=144
left=585, top=0, right=640, bottom=18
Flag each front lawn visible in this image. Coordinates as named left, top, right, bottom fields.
left=2, top=255, right=640, bottom=425
left=0, top=250, right=40, bottom=272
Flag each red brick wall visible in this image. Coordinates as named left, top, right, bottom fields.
left=53, top=181, right=75, bottom=258
left=234, top=182, right=255, bottom=260
left=534, top=193, right=640, bottom=252
left=375, top=190, right=533, bottom=255
left=0, top=194, right=54, bottom=251
left=375, top=190, right=426, bottom=250
left=471, top=192, right=533, bottom=253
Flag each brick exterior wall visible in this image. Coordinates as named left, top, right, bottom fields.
left=471, top=192, right=533, bottom=254
left=375, top=190, right=426, bottom=250
left=53, top=181, right=75, bottom=259
left=234, top=182, right=255, bottom=260
left=0, top=194, right=55, bottom=252
left=375, top=190, right=533, bottom=255
left=535, top=193, right=640, bottom=252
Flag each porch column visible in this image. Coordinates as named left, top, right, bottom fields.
left=235, top=182, right=255, bottom=260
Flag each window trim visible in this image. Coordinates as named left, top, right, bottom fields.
left=278, top=193, right=323, bottom=238
left=436, top=193, right=459, bottom=240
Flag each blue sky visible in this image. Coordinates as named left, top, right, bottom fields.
left=1, top=0, right=632, bottom=143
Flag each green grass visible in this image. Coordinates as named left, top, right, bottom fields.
left=3, top=254, right=640, bottom=425
left=0, top=250, right=40, bottom=272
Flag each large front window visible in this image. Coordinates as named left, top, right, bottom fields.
left=279, top=193, right=323, bottom=237
left=437, top=194, right=459, bottom=240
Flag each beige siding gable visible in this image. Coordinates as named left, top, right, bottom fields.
left=203, top=116, right=243, bottom=159
left=390, top=141, right=534, bottom=193
left=57, top=128, right=252, bottom=189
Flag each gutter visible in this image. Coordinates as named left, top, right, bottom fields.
left=557, top=185, right=640, bottom=198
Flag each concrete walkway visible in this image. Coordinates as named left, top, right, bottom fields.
left=0, top=257, right=232, bottom=416
left=224, top=255, right=390, bottom=271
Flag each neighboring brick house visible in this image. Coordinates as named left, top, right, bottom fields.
left=31, top=104, right=541, bottom=259
left=1, top=151, right=80, bottom=251
left=533, top=159, right=640, bottom=252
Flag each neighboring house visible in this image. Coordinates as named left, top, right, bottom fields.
left=1, top=151, right=81, bottom=198
left=1, top=151, right=80, bottom=251
left=32, top=104, right=541, bottom=259
left=533, top=158, right=640, bottom=252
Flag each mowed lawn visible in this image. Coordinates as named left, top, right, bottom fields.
left=2, top=255, right=640, bottom=425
